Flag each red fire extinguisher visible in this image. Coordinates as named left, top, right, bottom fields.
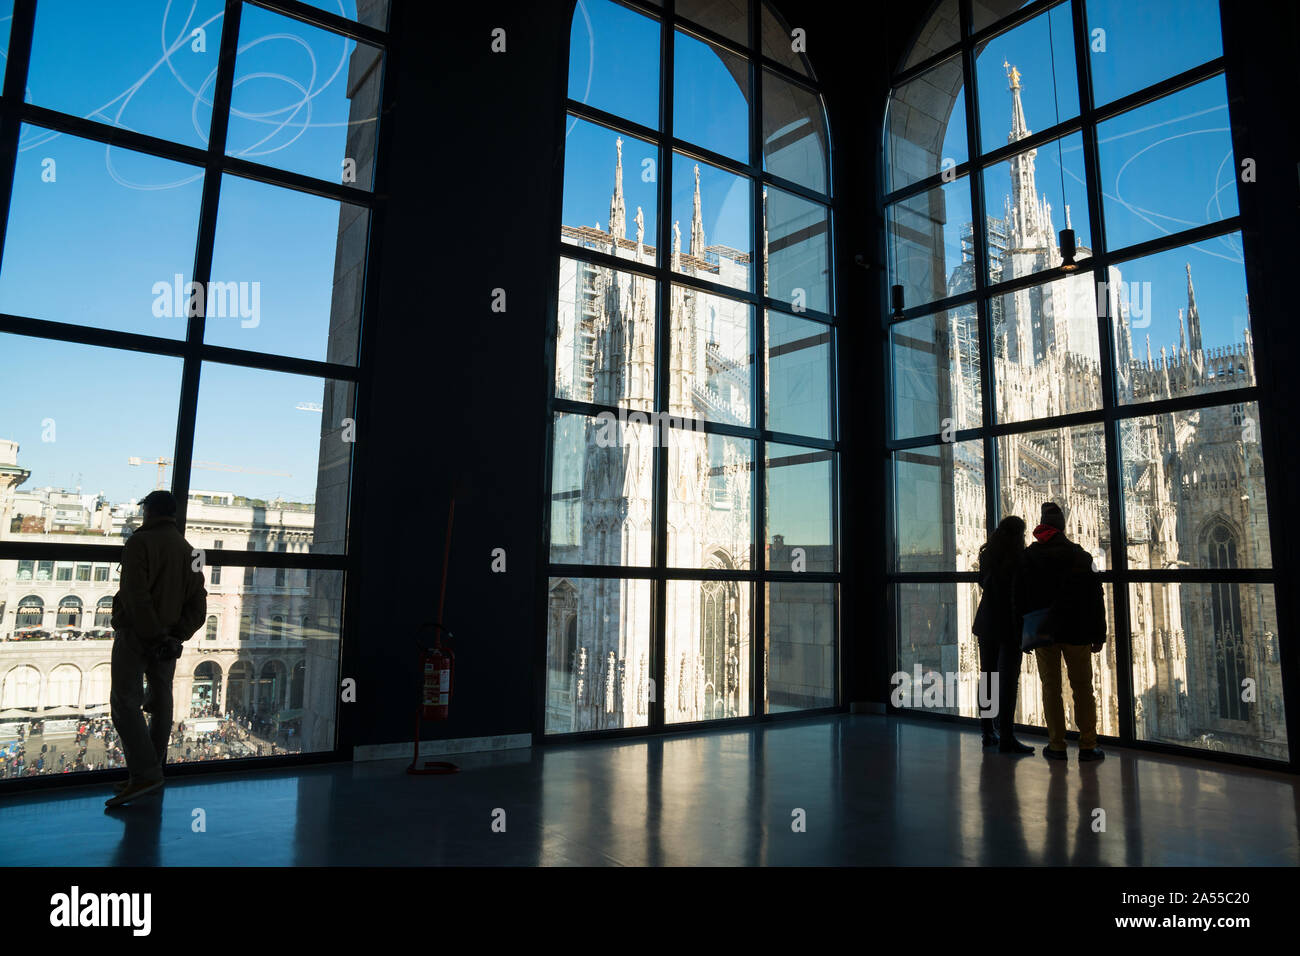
left=421, top=639, right=455, bottom=721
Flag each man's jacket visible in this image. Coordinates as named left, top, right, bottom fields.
left=111, top=515, right=208, bottom=645
left=1011, top=531, right=1106, bottom=646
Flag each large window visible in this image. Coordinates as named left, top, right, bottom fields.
left=544, top=0, right=838, bottom=735
left=884, top=0, right=1286, bottom=760
left=0, top=0, right=389, bottom=778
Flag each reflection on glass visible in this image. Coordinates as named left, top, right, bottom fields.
left=972, top=0, right=1036, bottom=34
left=667, top=428, right=753, bottom=569
left=0, top=561, right=344, bottom=776
left=991, top=274, right=1103, bottom=422
left=982, top=132, right=1089, bottom=284
left=671, top=153, right=753, bottom=292
left=974, top=4, right=1077, bottom=155
left=1109, top=233, right=1252, bottom=406
left=673, top=30, right=749, bottom=163
left=766, top=582, right=834, bottom=712
left=544, top=576, right=651, bottom=733
left=190, top=363, right=355, bottom=555
left=1119, top=402, right=1271, bottom=570
left=766, top=187, right=829, bottom=314
left=1129, top=582, right=1286, bottom=760
left=666, top=579, right=752, bottom=723
left=678, top=0, right=747, bottom=45
left=886, top=55, right=966, bottom=193
left=669, top=287, right=752, bottom=426
left=556, top=258, right=656, bottom=409
left=1097, top=77, right=1236, bottom=252
left=26, top=0, right=224, bottom=148
left=766, top=310, right=832, bottom=440
left=891, top=308, right=982, bottom=440
left=763, top=70, right=827, bottom=194
left=1087, top=0, right=1222, bottom=107
left=761, top=3, right=810, bottom=76
left=0, top=127, right=203, bottom=339
left=0, top=335, right=182, bottom=509
left=568, top=0, right=660, bottom=129
left=206, top=175, right=367, bottom=364
left=766, top=442, right=833, bottom=571
left=227, top=4, right=382, bottom=188
left=562, top=118, right=658, bottom=265
left=886, top=176, right=971, bottom=310
left=299, top=0, right=391, bottom=30
left=895, top=441, right=983, bottom=572
left=549, top=411, right=655, bottom=567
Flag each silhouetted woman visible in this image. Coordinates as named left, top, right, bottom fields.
left=972, top=516, right=1034, bottom=754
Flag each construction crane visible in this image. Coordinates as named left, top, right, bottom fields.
left=129, top=456, right=292, bottom=491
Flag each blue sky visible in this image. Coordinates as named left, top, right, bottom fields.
left=0, top=1, right=363, bottom=505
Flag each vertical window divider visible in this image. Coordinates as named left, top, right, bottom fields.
left=748, top=0, right=765, bottom=719
left=0, top=0, right=37, bottom=282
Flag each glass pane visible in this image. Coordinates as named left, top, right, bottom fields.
left=1119, top=401, right=1271, bottom=569
left=891, top=307, right=982, bottom=440
left=190, top=363, right=356, bottom=554
left=669, top=286, right=753, bottom=426
left=886, top=176, right=972, bottom=311
left=0, top=0, right=11, bottom=58
left=671, top=153, right=753, bottom=293
left=299, top=0, right=390, bottom=30
left=205, top=175, right=367, bottom=364
left=1109, top=232, right=1252, bottom=406
left=766, top=442, right=834, bottom=571
left=763, top=70, right=827, bottom=193
left=544, top=576, right=652, bottom=734
left=992, top=274, right=1103, bottom=422
left=1097, top=77, right=1236, bottom=252
left=975, top=3, right=1078, bottom=156
left=549, top=410, right=655, bottom=566
left=0, top=564, right=343, bottom=774
left=556, top=257, right=657, bottom=409
left=983, top=132, right=1089, bottom=283
left=766, top=582, right=835, bottom=712
left=569, top=0, right=660, bottom=129
left=26, top=0, right=225, bottom=148
left=972, top=0, right=1037, bottom=34
left=0, top=127, right=203, bottom=338
left=674, top=30, right=749, bottom=163
left=666, top=428, right=753, bottom=569
left=0, top=335, right=182, bottom=521
left=766, top=310, right=832, bottom=440
left=902, top=0, right=959, bottom=71
left=562, top=118, right=658, bottom=265
left=678, top=0, right=747, bottom=45
left=766, top=187, right=830, bottom=314
left=762, top=3, right=810, bottom=76
left=1087, top=0, right=1222, bottom=107
left=997, top=423, right=1109, bottom=562
left=894, top=440, right=983, bottom=572
left=666, top=579, right=752, bottom=722
left=227, top=4, right=383, bottom=189
left=894, top=580, right=983, bottom=716
left=886, top=55, right=967, bottom=193
left=1130, top=582, right=1287, bottom=760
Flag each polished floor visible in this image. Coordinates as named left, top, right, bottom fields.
left=3, top=714, right=1298, bottom=866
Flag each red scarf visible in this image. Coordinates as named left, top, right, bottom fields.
left=1033, top=523, right=1060, bottom=543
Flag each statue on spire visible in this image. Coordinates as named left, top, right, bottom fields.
left=609, top=136, right=627, bottom=242
left=690, top=163, right=706, bottom=257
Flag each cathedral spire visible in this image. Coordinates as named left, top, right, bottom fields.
left=690, top=164, right=706, bottom=257
left=1177, top=307, right=1187, bottom=356
left=1005, top=61, right=1029, bottom=144
left=672, top=220, right=682, bottom=271
left=609, top=137, right=627, bottom=245
left=1185, top=262, right=1203, bottom=354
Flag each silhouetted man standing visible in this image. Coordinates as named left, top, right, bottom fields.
left=1014, top=502, right=1108, bottom=763
left=107, top=491, right=207, bottom=807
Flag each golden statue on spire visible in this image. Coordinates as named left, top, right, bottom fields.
left=1004, top=59, right=1021, bottom=91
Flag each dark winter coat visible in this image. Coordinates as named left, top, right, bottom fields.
left=112, top=515, right=208, bottom=646
left=972, top=552, right=1021, bottom=648
left=1012, top=531, right=1106, bottom=646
